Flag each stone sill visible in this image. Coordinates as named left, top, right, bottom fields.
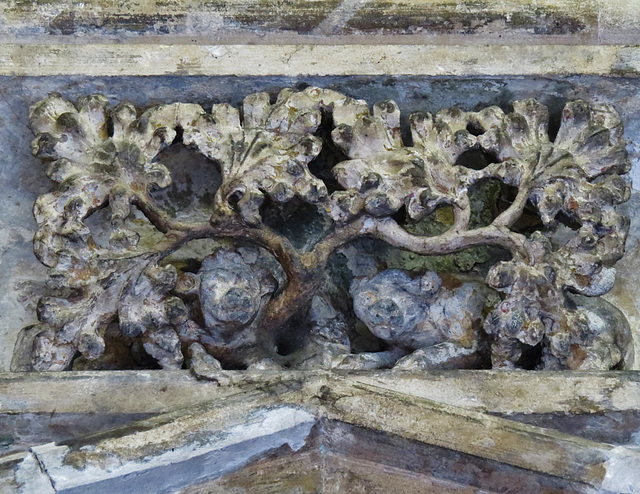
left=3, top=43, right=640, bottom=77
left=3, top=369, right=640, bottom=492
left=2, top=369, right=639, bottom=415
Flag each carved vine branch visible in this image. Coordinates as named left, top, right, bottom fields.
left=24, top=87, right=632, bottom=371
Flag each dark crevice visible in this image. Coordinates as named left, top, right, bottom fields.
left=308, top=110, right=349, bottom=194
left=391, top=205, right=408, bottom=225
left=497, top=183, right=544, bottom=235
left=172, top=125, right=184, bottom=145
left=466, top=121, right=485, bottom=136
left=260, top=196, right=328, bottom=250
left=455, top=149, right=499, bottom=170
left=517, top=343, right=543, bottom=370
left=547, top=107, right=564, bottom=142
left=275, top=309, right=310, bottom=357
left=106, top=113, right=115, bottom=138
left=149, top=143, right=222, bottom=218
left=555, top=210, right=582, bottom=230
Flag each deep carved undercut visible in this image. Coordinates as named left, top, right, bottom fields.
left=20, top=87, right=633, bottom=372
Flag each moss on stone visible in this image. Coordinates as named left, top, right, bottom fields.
left=385, top=180, right=501, bottom=274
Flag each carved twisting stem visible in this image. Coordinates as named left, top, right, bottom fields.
left=24, top=87, right=632, bottom=371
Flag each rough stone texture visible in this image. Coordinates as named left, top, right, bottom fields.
left=3, top=75, right=640, bottom=372
left=346, top=269, right=492, bottom=369
left=4, top=372, right=640, bottom=493
left=0, top=0, right=638, bottom=45
left=1, top=1, right=640, bottom=492
left=4, top=44, right=640, bottom=78
left=16, top=85, right=632, bottom=372
left=193, top=421, right=595, bottom=494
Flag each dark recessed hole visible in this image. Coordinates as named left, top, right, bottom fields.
left=106, top=115, right=114, bottom=138
left=496, top=182, right=519, bottom=213
left=391, top=205, right=408, bottom=225
left=308, top=110, right=349, bottom=194
left=260, top=196, right=328, bottom=250
left=149, top=143, right=222, bottom=221
left=466, top=121, right=485, bottom=136
left=455, top=149, right=498, bottom=170
left=548, top=112, right=562, bottom=142
left=516, top=342, right=543, bottom=370
left=496, top=183, right=543, bottom=235
left=71, top=320, right=162, bottom=371
left=275, top=310, right=309, bottom=357
left=547, top=103, right=565, bottom=142
left=400, top=111, right=413, bottom=147
left=513, top=200, right=544, bottom=235
left=172, top=125, right=184, bottom=145
left=227, top=191, right=242, bottom=211
left=555, top=210, right=581, bottom=230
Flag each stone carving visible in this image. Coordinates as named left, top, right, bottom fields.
left=343, top=269, right=494, bottom=370
left=193, top=247, right=281, bottom=368
left=20, top=87, right=633, bottom=371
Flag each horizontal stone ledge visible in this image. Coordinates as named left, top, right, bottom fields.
left=1, top=0, right=638, bottom=45
left=1, top=370, right=639, bottom=415
left=6, top=379, right=640, bottom=492
left=2, top=43, right=640, bottom=77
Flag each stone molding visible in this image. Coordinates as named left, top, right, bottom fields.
left=3, top=370, right=640, bottom=493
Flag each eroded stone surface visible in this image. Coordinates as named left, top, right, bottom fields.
left=11, top=86, right=634, bottom=372
left=344, top=269, right=493, bottom=370
left=7, top=76, right=633, bottom=370
left=6, top=374, right=640, bottom=494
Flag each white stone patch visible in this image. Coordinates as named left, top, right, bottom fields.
left=204, top=46, right=228, bottom=59
left=610, top=382, right=640, bottom=411
left=24, top=406, right=316, bottom=493
left=601, top=446, right=640, bottom=494
left=14, top=451, right=55, bottom=494
left=361, top=217, right=375, bottom=233
left=629, top=155, right=640, bottom=192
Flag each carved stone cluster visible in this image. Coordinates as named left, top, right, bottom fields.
left=20, top=87, right=633, bottom=372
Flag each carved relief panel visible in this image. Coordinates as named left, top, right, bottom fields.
left=16, top=87, right=633, bottom=373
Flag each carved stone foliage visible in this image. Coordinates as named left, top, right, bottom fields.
left=21, top=87, right=633, bottom=372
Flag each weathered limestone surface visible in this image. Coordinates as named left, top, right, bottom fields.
left=18, top=82, right=631, bottom=373
left=2, top=1, right=640, bottom=489
left=4, top=369, right=640, bottom=416
left=4, top=44, right=640, bottom=77
left=3, top=75, right=640, bottom=372
left=0, top=0, right=638, bottom=44
left=3, top=371, right=640, bottom=493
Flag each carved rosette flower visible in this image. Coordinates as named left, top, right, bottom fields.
left=29, top=95, right=190, bottom=269
left=28, top=95, right=208, bottom=370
